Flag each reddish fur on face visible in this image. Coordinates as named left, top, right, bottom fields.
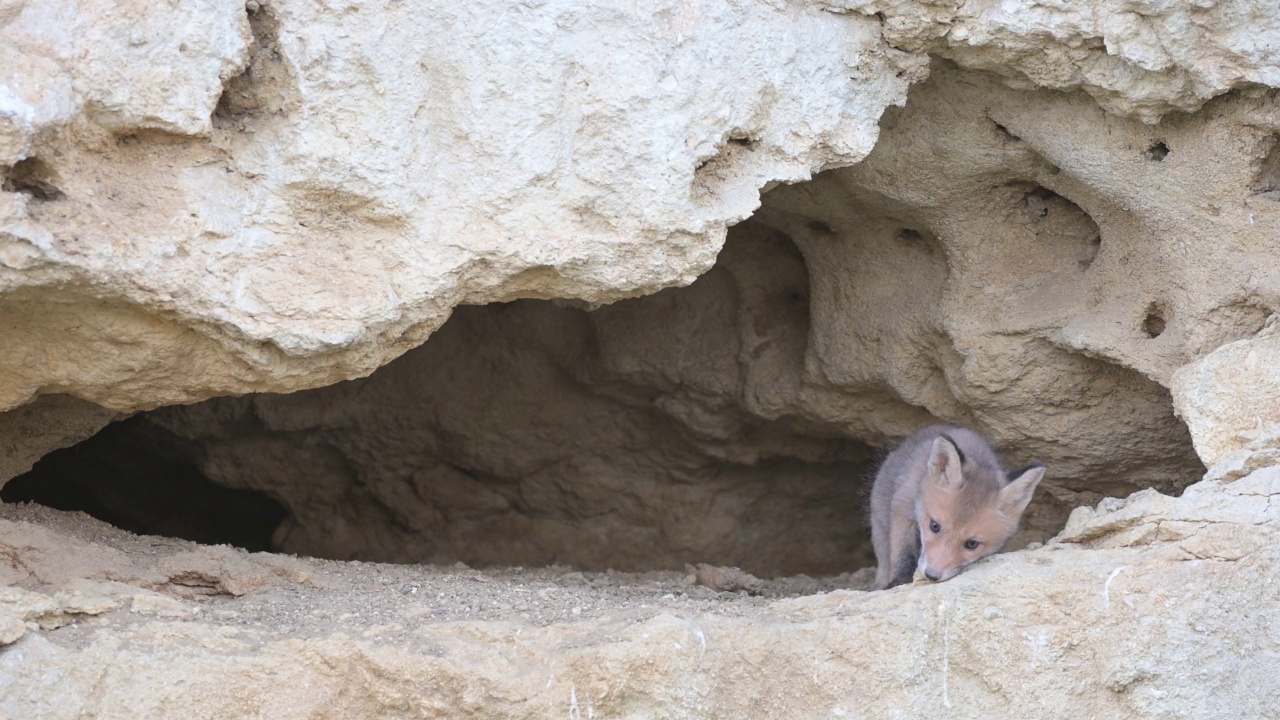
left=916, top=482, right=1019, bottom=582
left=913, top=433, right=1045, bottom=582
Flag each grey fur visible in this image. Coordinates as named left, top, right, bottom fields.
left=869, top=425, right=1028, bottom=590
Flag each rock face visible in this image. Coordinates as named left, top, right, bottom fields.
left=4, top=462, right=1280, bottom=719
left=0, top=395, right=118, bottom=482
left=9, top=0, right=1280, bottom=577
left=0, top=0, right=920, bottom=413
left=2, top=0, right=1277, bottom=418
left=4, top=0, right=1280, bottom=714
left=835, top=0, right=1280, bottom=122
left=134, top=60, right=1265, bottom=573
left=1173, top=316, right=1280, bottom=468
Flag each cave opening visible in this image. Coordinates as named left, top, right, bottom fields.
left=1, top=222, right=886, bottom=579
left=0, top=64, right=1214, bottom=584
left=2, top=415, right=286, bottom=552
left=0, top=199, right=1202, bottom=580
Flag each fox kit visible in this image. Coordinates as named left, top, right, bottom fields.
left=869, top=425, right=1045, bottom=590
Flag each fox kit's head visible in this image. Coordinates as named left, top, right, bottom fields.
left=915, top=435, right=1045, bottom=583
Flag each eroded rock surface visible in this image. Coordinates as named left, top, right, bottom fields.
left=0, top=395, right=118, bottom=482
left=3, top=460, right=1280, bottom=719
left=750, top=60, right=1265, bottom=494
left=1174, top=315, right=1280, bottom=467
left=3, top=2, right=1280, bottom=713
left=0, top=0, right=920, bottom=413
left=126, top=63, right=1266, bottom=574
left=131, top=214, right=1093, bottom=575
left=833, top=0, right=1280, bottom=122
left=3, top=0, right=1278, bottom=422
left=2, top=1, right=1277, bottom=529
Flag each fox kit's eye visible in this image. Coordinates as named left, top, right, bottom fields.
left=964, top=539, right=980, bottom=550
left=929, top=520, right=941, bottom=533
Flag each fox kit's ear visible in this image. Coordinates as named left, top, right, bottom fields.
left=927, top=435, right=965, bottom=490
left=999, top=463, right=1046, bottom=517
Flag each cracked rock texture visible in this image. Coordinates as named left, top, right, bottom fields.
left=831, top=0, right=1280, bottom=122
left=3, top=460, right=1280, bottom=719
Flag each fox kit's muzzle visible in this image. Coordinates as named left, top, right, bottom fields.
left=916, top=553, right=960, bottom=583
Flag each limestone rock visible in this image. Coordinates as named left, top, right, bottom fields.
left=133, top=63, right=1266, bottom=575
left=685, top=563, right=766, bottom=594
left=832, top=0, right=1280, bottom=122
left=2, top=2, right=1280, bottom=712
left=0, top=0, right=920, bottom=413
left=4, top=0, right=1280, bottom=503
left=0, top=395, right=118, bottom=482
left=753, top=61, right=1256, bottom=488
left=1173, top=315, right=1280, bottom=468
left=5, top=0, right=1274, bottom=420
left=0, top=0, right=250, bottom=152
left=0, top=613, right=25, bottom=646
left=0, top=583, right=120, bottom=644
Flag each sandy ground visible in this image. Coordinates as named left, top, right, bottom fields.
left=1, top=501, right=874, bottom=656
left=9, top=470, right=1280, bottom=719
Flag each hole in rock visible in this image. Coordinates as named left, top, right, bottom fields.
left=692, top=134, right=760, bottom=203
left=2, top=157, right=65, bottom=201
left=2, top=203, right=1204, bottom=581
left=1143, top=304, right=1168, bottom=338
left=213, top=2, right=291, bottom=127
left=808, top=220, right=835, bottom=236
left=1251, top=134, right=1280, bottom=198
left=988, top=117, right=1020, bottom=143
left=1146, top=141, right=1170, bottom=162
left=2, top=226, right=888, bottom=579
left=895, top=228, right=925, bottom=244
left=1004, top=183, right=1101, bottom=269
left=2, top=416, right=286, bottom=551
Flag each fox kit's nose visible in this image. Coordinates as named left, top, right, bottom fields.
left=923, top=568, right=941, bottom=581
